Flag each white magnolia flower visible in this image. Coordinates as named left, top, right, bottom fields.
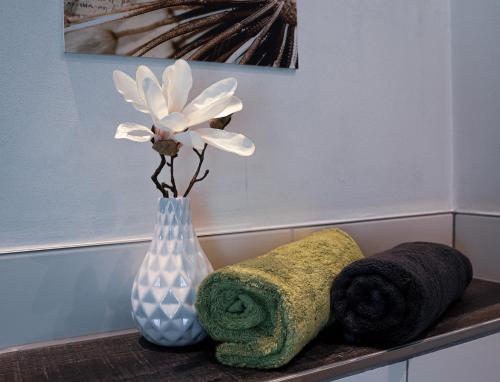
left=113, top=60, right=255, bottom=156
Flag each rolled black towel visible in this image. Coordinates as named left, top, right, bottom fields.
left=331, top=242, right=473, bottom=346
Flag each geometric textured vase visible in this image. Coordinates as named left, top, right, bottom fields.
left=131, top=197, right=213, bottom=346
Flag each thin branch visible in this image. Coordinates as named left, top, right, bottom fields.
left=184, top=145, right=210, bottom=197
left=167, top=155, right=179, bottom=197
left=161, top=182, right=176, bottom=195
left=152, top=154, right=169, bottom=198
left=196, top=169, right=210, bottom=182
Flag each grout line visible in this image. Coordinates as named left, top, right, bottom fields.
left=0, top=211, right=452, bottom=256
left=452, top=211, right=457, bottom=248
left=448, top=0, right=456, bottom=223
left=406, top=359, right=409, bottom=382
left=454, top=210, right=500, bottom=219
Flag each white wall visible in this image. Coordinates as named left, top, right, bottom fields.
left=0, top=0, right=452, bottom=252
left=452, top=0, right=500, bottom=212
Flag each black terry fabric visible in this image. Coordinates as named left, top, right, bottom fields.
left=330, top=242, right=473, bottom=346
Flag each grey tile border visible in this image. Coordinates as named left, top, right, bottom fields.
left=0, top=212, right=454, bottom=350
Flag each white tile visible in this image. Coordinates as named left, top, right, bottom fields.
left=0, top=230, right=293, bottom=349
left=293, top=214, right=453, bottom=256
left=200, top=229, right=293, bottom=269
left=330, top=362, right=406, bottom=382
left=0, top=242, right=148, bottom=350
left=0, top=214, right=455, bottom=350
left=455, top=214, right=500, bottom=281
left=408, top=333, right=500, bottom=382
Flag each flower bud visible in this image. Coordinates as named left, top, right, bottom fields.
left=152, top=139, right=179, bottom=156
left=210, top=115, right=232, bottom=130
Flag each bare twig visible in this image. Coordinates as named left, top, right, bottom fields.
left=152, top=154, right=169, bottom=197
left=184, top=145, right=210, bottom=197
left=167, top=155, right=179, bottom=197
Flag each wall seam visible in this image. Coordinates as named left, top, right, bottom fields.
left=0, top=211, right=453, bottom=256
left=406, top=359, right=410, bottom=382
left=448, top=0, right=458, bottom=213
left=452, top=211, right=457, bottom=248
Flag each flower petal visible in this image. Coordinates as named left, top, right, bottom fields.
left=163, top=59, right=193, bottom=113
left=196, top=128, right=255, bottom=156
left=185, top=94, right=238, bottom=127
left=183, top=77, right=237, bottom=116
left=175, top=131, right=205, bottom=151
left=113, top=70, right=148, bottom=113
left=131, top=102, right=150, bottom=114
left=144, top=78, right=169, bottom=121
left=136, top=65, right=160, bottom=107
left=214, top=96, right=243, bottom=118
left=115, top=123, right=154, bottom=143
left=158, top=112, right=188, bottom=133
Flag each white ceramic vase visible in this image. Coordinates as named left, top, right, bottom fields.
left=131, top=197, right=213, bottom=346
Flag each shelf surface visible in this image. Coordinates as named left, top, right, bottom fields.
left=1, top=279, right=500, bottom=382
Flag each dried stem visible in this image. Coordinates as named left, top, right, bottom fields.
left=152, top=153, right=180, bottom=198
left=152, top=154, right=169, bottom=198
left=167, top=154, right=179, bottom=197
left=184, top=144, right=210, bottom=197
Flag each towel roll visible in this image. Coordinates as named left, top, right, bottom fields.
left=196, top=229, right=364, bottom=369
left=330, top=242, right=473, bottom=346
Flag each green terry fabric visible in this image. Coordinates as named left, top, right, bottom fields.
left=195, top=229, right=364, bottom=369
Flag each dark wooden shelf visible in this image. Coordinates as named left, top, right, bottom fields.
left=1, top=279, right=500, bottom=382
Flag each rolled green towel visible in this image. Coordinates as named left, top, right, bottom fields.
left=196, top=229, right=364, bottom=369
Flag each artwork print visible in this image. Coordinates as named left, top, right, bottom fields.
left=64, top=0, right=298, bottom=69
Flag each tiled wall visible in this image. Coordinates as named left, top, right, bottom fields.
left=409, top=332, right=500, bottom=382
left=455, top=213, right=500, bottom=282
left=0, top=213, right=452, bottom=350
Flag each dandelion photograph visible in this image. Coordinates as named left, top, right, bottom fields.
left=64, top=0, right=299, bottom=69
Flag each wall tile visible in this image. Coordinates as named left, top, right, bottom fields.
left=0, top=242, right=148, bottom=350
left=0, top=214, right=452, bottom=350
left=455, top=214, right=500, bottom=281
left=293, top=214, right=453, bottom=256
left=408, top=333, right=500, bottom=382
left=200, top=230, right=292, bottom=270
left=331, top=362, right=406, bottom=382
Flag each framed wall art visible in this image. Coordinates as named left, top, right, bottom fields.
left=64, top=0, right=298, bottom=69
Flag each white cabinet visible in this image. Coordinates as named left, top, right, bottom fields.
left=329, top=362, right=407, bottom=382
left=408, top=333, right=500, bottom=382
